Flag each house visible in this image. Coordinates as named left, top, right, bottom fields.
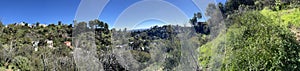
left=15, top=22, right=25, bottom=26
left=116, top=45, right=123, bottom=48
left=64, top=41, right=73, bottom=49
left=129, top=42, right=134, bottom=44
left=46, top=40, right=53, bottom=48
left=18, top=23, right=25, bottom=26
left=31, top=41, right=39, bottom=51
left=38, top=24, right=47, bottom=27
left=141, top=47, right=145, bottom=51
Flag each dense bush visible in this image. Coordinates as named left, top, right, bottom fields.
left=199, top=11, right=300, bottom=70
left=130, top=50, right=151, bottom=63
left=225, top=11, right=300, bottom=70
left=12, top=56, right=32, bottom=71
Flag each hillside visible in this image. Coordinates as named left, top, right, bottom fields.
left=0, top=0, right=300, bottom=71
left=198, top=0, right=300, bottom=70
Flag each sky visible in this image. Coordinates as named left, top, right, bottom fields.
left=0, top=0, right=80, bottom=24
left=0, top=0, right=226, bottom=29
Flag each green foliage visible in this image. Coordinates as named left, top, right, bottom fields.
left=225, top=0, right=255, bottom=13
left=12, top=56, right=32, bottom=71
left=0, top=67, right=5, bottom=71
left=199, top=11, right=300, bottom=70
left=130, top=50, right=151, bottom=63
left=224, top=0, right=299, bottom=15
left=261, top=8, right=300, bottom=27
left=0, top=19, right=116, bottom=70
left=281, top=9, right=300, bottom=27
left=0, top=21, right=3, bottom=28
left=162, top=39, right=182, bottom=70
left=198, top=30, right=226, bottom=71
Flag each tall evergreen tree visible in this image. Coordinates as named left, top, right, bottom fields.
left=0, top=21, right=3, bottom=28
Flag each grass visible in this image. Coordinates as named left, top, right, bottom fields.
left=261, top=8, right=300, bottom=27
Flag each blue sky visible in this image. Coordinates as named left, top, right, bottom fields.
left=0, top=0, right=226, bottom=28
left=0, top=0, right=80, bottom=24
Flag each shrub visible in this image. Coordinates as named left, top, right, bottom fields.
left=199, top=11, right=300, bottom=70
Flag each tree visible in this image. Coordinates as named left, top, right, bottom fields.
left=24, top=23, right=28, bottom=27
left=58, top=21, right=62, bottom=25
left=36, top=22, right=40, bottom=27
left=189, top=17, right=197, bottom=26
left=225, top=0, right=255, bottom=13
left=196, top=12, right=202, bottom=19
left=103, top=23, right=109, bottom=34
left=88, top=20, right=96, bottom=29
left=104, top=23, right=108, bottom=30
left=205, top=3, right=224, bottom=37
left=218, top=2, right=226, bottom=14
left=0, top=21, right=3, bottom=28
left=190, top=12, right=202, bottom=26
left=99, top=21, right=104, bottom=28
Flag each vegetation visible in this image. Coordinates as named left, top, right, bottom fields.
left=198, top=0, right=300, bottom=70
left=0, top=20, right=113, bottom=71
left=261, top=8, right=300, bottom=27
left=225, top=11, right=300, bottom=70
left=0, top=0, right=299, bottom=71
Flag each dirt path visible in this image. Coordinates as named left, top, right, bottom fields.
left=290, top=26, right=300, bottom=41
